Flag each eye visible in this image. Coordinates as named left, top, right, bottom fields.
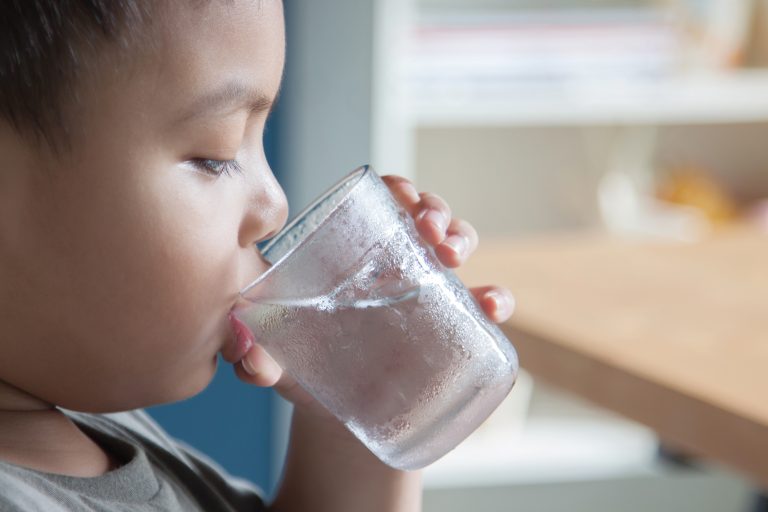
left=189, top=158, right=244, bottom=178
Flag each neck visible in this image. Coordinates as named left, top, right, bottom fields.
left=0, top=378, right=117, bottom=476
left=0, top=378, right=55, bottom=413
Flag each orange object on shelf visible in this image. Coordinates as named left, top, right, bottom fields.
left=656, top=167, right=737, bottom=225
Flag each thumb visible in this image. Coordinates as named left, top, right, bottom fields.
left=233, top=344, right=330, bottom=415
left=234, top=343, right=282, bottom=387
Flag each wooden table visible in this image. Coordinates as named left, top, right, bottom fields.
left=457, top=226, right=768, bottom=488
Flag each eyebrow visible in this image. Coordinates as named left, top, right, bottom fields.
left=174, top=80, right=281, bottom=125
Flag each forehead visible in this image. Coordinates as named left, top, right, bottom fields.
left=151, top=0, right=285, bottom=101
left=63, top=0, right=285, bottom=151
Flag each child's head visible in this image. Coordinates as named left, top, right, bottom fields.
left=0, top=1, right=288, bottom=412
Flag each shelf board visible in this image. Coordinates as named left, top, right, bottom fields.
left=409, top=70, right=768, bottom=127
left=423, top=417, right=659, bottom=488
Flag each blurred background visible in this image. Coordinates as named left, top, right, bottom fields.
left=149, top=0, right=768, bottom=510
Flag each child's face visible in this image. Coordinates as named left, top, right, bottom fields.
left=0, top=1, right=288, bottom=411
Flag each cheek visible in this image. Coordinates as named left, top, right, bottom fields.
left=93, top=172, right=242, bottom=350
left=34, top=162, right=244, bottom=406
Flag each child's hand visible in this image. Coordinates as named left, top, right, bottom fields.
left=381, top=175, right=515, bottom=323
left=235, top=175, right=515, bottom=420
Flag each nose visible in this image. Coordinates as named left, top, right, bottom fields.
left=238, top=162, right=289, bottom=248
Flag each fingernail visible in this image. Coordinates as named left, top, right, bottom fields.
left=487, top=290, right=514, bottom=318
left=401, top=182, right=420, bottom=203
left=444, top=234, right=468, bottom=257
left=241, top=357, right=258, bottom=376
left=419, top=209, right=447, bottom=234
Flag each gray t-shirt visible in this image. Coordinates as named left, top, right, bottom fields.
left=0, top=409, right=268, bottom=511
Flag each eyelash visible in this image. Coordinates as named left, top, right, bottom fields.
left=190, top=158, right=244, bottom=178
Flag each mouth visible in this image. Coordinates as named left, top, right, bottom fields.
left=222, top=309, right=255, bottom=364
left=222, top=257, right=270, bottom=364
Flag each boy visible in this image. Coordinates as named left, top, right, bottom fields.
left=0, top=1, right=515, bottom=510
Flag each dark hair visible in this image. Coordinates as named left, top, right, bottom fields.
left=0, top=1, right=150, bottom=150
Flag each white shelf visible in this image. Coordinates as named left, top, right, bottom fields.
left=423, top=417, right=659, bottom=489
left=409, top=70, right=768, bottom=127
left=423, top=466, right=752, bottom=512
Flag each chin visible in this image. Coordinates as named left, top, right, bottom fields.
left=62, top=356, right=220, bottom=413
left=156, top=355, right=220, bottom=406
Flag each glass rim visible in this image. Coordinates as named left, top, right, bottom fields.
left=239, top=164, right=371, bottom=297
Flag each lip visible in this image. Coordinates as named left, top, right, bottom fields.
left=223, top=311, right=255, bottom=364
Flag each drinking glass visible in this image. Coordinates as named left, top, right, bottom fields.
left=232, top=165, right=519, bottom=470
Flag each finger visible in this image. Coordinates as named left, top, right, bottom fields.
left=415, top=192, right=452, bottom=246
left=434, top=217, right=480, bottom=268
left=471, top=285, right=515, bottom=323
left=271, top=371, right=319, bottom=410
left=380, top=176, right=454, bottom=246
left=236, top=360, right=334, bottom=417
left=381, top=175, right=421, bottom=216
left=234, top=344, right=283, bottom=387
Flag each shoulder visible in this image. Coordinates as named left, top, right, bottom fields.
left=0, top=464, right=71, bottom=512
